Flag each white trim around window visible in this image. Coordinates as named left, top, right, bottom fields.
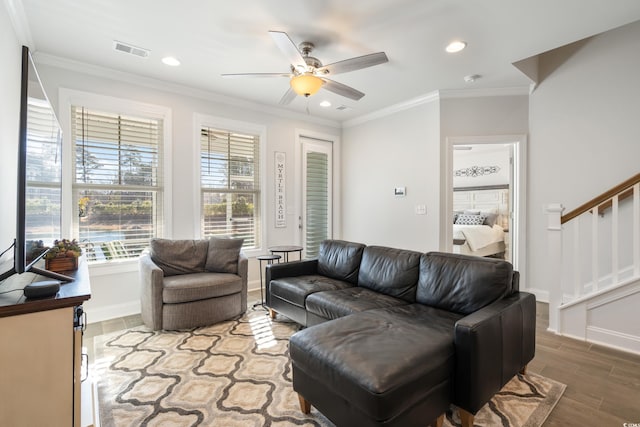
left=58, top=88, right=172, bottom=273
left=193, top=114, right=267, bottom=258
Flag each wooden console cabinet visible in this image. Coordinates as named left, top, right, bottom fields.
left=0, top=258, right=91, bottom=427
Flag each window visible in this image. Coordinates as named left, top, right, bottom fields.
left=200, top=127, right=260, bottom=249
left=25, top=98, right=62, bottom=245
left=71, top=106, right=164, bottom=262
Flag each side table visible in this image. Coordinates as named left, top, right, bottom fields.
left=253, top=254, right=281, bottom=309
left=268, top=245, right=303, bottom=263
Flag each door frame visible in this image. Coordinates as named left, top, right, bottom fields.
left=294, top=129, right=341, bottom=246
left=443, top=134, right=528, bottom=289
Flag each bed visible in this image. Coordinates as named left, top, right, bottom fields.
left=452, top=186, right=509, bottom=258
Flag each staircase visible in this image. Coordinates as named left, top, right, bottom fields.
left=546, top=173, right=640, bottom=355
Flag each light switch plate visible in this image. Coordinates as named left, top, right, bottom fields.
left=415, top=204, right=427, bottom=215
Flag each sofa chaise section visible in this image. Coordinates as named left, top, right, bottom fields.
left=270, top=240, right=536, bottom=427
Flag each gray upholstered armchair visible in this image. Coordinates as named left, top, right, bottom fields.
left=139, top=237, right=248, bottom=330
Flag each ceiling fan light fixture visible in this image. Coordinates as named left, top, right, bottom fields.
left=290, top=73, right=323, bottom=97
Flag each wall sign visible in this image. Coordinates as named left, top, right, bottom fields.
left=275, top=152, right=286, bottom=228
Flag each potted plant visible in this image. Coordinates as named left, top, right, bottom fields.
left=45, top=238, right=82, bottom=272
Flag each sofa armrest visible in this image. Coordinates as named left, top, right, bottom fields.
left=265, top=259, right=319, bottom=306
left=266, top=259, right=319, bottom=281
left=139, top=251, right=165, bottom=330
left=453, top=291, right=536, bottom=414
left=237, top=252, right=248, bottom=313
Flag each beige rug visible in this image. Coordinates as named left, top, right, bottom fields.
left=94, top=310, right=565, bottom=427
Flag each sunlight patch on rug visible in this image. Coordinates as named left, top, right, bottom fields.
left=94, top=310, right=565, bottom=427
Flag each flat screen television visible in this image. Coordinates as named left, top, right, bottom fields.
left=0, top=46, right=71, bottom=283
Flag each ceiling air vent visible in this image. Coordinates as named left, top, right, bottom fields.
left=336, top=105, right=352, bottom=111
left=113, top=40, right=150, bottom=58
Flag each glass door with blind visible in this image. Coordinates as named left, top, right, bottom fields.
left=301, top=137, right=333, bottom=259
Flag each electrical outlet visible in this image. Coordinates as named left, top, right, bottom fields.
left=415, top=204, right=427, bottom=215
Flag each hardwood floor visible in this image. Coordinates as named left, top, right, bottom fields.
left=85, top=295, right=640, bottom=425
left=530, top=303, right=640, bottom=425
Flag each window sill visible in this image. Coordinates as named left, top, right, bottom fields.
left=88, top=258, right=138, bottom=277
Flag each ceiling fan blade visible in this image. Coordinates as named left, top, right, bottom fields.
left=221, top=73, right=290, bottom=78
left=269, top=30, right=306, bottom=68
left=279, top=87, right=297, bottom=105
left=318, top=52, right=388, bottom=76
left=321, top=78, right=365, bottom=101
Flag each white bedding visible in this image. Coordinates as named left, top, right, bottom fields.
left=453, top=224, right=504, bottom=251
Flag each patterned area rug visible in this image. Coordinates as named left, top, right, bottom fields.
left=94, top=310, right=565, bottom=427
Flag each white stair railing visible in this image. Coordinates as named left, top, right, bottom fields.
left=547, top=175, right=640, bottom=333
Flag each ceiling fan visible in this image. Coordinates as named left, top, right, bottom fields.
left=221, top=31, right=389, bottom=105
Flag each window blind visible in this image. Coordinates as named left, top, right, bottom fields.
left=305, top=151, right=329, bottom=259
left=200, top=127, right=260, bottom=249
left=71, top=106, right=163, bottom=262
left=25, top=97, right=62, bottom=243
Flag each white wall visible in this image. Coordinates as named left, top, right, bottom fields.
left=32, top=60, right=340, bottom=321
left=0, top=4, right=21, bottom=264
left=528, top=20, right=640, bottom=299
left=341, top=101, right=440, bottom=251
left=440, top=95, right=529, bottom=259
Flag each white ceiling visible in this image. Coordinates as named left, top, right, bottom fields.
left=12, top=0, right=640, bottom=122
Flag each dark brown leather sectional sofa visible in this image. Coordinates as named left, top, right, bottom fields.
left=266, top=239, right=536, bottom=427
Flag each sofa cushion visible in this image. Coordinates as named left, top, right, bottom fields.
left=290, top=304, right=462, bottom=422
left=305, top=287, right=409, bottom=322
left=163, top=272, right=243, bottom=304
left=417, top=252, right=513, bottom=315
left=205, top=237, right=244, bottom=274
left=269, top=275, right=354, bottom=308
left=317, top=240, right=366, bottom=284
left=150, top=238, right=208, bottom=276
left=357, top=246, right=422, bottom=301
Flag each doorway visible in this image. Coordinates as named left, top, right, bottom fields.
left=444, top=135, right=527, bottom=286
left=296, top=135, right=334, bottom=259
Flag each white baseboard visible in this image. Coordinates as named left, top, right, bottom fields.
left=523, top=287, right=549, bottom=303
left=587, top=325, right=640, bottom=356
left=86, top=301, right=140, bottom=324
left=247, top=279, right=261, bottom=293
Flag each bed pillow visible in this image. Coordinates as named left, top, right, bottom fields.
left=455, top=213, right=486, bottom=226
left=464, top=209, right=498, bottom=227
left=482, top=212, right=499, bottom=227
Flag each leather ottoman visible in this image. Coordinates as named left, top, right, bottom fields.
left=289, top=304, right=462, bottom=427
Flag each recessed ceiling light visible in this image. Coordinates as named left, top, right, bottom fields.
left=162, top=56, right=181, bottom=66
left=445, top=41, right=467, bottom=53
left=319, top=100, right=331, bottom=108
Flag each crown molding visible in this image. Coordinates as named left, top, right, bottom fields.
left=343, top=91, right=440, bottom=128
left=343, top=85, right=531, bottom=128
left=439, top=86, right=530, bottom=99
left=33, top=52, right=342, bottom=129
left=3, top=0, right=34, bottom=47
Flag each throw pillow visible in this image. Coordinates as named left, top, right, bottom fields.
left=205, top=237, right=244, bottom=274
left=455, top=213, right=486, bottom=226
left=150, top=239, right=208, bottom=276
left=482, top=212, right=499, bottom=227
